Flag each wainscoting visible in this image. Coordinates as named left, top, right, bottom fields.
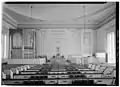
left=8, top=59, right=46, bottom=64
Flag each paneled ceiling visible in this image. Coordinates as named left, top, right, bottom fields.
left=3, top=2, right=116, bottom=29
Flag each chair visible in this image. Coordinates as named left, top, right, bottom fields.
left=44, top=75, right=48, bottom=79
left=2, top=72, right=6, bottom=79
left=45, top=80, right=57, bottom=84
left=17, top=67, right=23, bottom=71
left=95, top=69, right=116, bottom=85
left=95, top=65, right=101, bottom=71
left=91, top=64, right=96, bottom=70
left=77, top=63, right=96, bottom=71
left=88, top=63, right=93, bottom=69
left=85, top=66, right=107, bottom=78
left=30, top=76, right=36, bottom=79
left=102, top=67, right=115, bottom=77
left=35, top=81, right=45, bottom=85
left=75, top=75, right=81, bottom=78
left=96, top=66, right=107, bottom=73
left=26, top=65, right=30, bottom=69
left=80, top=74, right=87, bottom=78
left=72, top=80, right=94, bottom=85
left=58, top=80, right=72, bottom=84
left=10, top=68, right=16, bottom=74
left=23, top=81, right=35, bottom=85
left=69, top=75, right=73, bottom=78
left=3, top=69, right=11, bottom=79
left=22, top=66, right=27, bottom=71
left=72, top=80, right=80, bottom=84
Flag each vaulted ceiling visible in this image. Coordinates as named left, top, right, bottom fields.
left=3, top=2, right=116, bottom=29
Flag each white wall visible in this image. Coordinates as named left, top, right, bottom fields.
left=2, top=19, right=16, bottom=63
left=36, top=29, right=93, bottom=59
left=93, top=18, right=115, bottom=63
left=92, top=30, right=97, bottom=53
left=96, top=18, right=115, bottom=53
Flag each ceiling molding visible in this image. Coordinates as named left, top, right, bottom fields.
left=3, top=14, right=17, bottom=28
left=95, top=17, right=115, bottom=31
left=3, top=12, right=18, bottom=28
left=3, top=3, right=115, bottom=30
left=4, top=5, right=45, bottom=21
left=18, top=24, right=98, bottom=29
left=76, top=3, right=115, bottom=20
left=3, top=17, right=17, bottom=28
left=94, top=3, right=116, bottom=30
left=5, top=3, right=115, bottom=24
left=97, top=12, right=115, bottom=29
left=3, top=12, right=19, bottom=25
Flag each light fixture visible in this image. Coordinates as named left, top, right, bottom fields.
left=29, top=4, right=33, bottom=17
left=28, top=4, right=45, bottom=21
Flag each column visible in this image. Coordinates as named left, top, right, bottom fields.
left=36, top=29, right=42, bottom=56
left=39, top=29, right=43, bottom=56
left=41, top=30, right=43, bottom=55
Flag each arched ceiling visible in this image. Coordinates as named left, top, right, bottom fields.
left=3, top=2, right=116, bottom=29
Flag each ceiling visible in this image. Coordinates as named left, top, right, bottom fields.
left=3, top=2, right=116, bottom=28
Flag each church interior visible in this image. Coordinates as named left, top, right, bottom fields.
left=2, top=2, right=117, bottom=85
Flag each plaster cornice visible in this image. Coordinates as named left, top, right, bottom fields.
left=3, top=12, right=18, bottom=28
left=97, top=12, right=115, bottom=30
left=18, top=24, right=98, bottom=29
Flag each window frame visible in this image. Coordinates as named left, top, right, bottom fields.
left=106, top=32, right=115, bottom=63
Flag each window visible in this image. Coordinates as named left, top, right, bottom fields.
left=2, top=34, right=7, bottom=58
left=107, top=32, right=115, bottom=63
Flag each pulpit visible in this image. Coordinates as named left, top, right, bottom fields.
left=50, top=47, right=66, bottom=65
left=56, top=47, right=61, bottom=58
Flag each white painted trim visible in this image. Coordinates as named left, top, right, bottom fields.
left=8, top=59, right=46, bottom=64
left=18, top=24, right=98, bottom=29
left=3, top=14, right=17, bottom=28
left=98, top=12, right=115, bottom=29
left=3, top=12, right=18, bottom=25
